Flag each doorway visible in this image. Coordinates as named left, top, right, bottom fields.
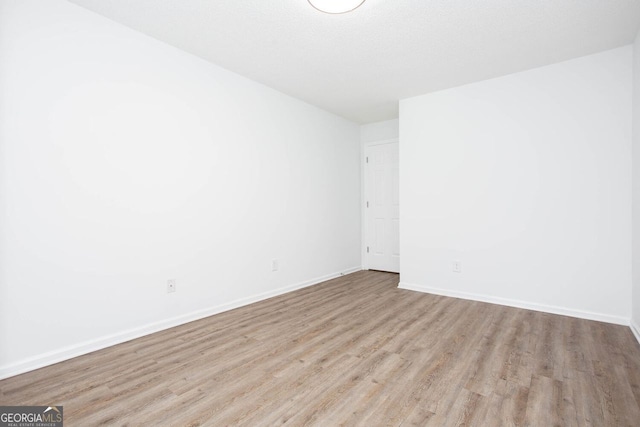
left=364, top=140, right=399, bottom=273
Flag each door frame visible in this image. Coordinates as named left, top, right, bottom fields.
left=362, top=138, right=399, bottom=271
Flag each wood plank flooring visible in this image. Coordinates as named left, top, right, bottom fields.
left=2, top=270, right=640, bottom=426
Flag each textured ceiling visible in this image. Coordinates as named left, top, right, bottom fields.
left=68, top=0, right=640, bottom=124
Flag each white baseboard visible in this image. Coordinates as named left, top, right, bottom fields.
left=398, top=282, right=629, bottom=326
left=631, top=320, right=640, bottom=346
left=0, top=266, right=362, bottom=380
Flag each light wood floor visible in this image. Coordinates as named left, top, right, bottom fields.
left=2, top=271, right=640, bottom=426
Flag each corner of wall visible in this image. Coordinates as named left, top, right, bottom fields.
left=631, top=318, right=640, bottom=346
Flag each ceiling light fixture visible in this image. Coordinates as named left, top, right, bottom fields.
left=307, top=0, right=366, bottom=14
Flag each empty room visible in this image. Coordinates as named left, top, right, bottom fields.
left=2, top=0, right=640, bottom=425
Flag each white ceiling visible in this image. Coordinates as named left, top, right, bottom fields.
left=68, top=0, right=640, bottom=124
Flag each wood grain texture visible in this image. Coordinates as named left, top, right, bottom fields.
left=1, top=270, right=640, bottom=426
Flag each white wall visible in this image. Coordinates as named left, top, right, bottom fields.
left=633, top=30, right=640, bottom=340
left=360, top=119, right=399, bottom=144
left=0, top=0, right=361, bottom=378
left=399, top=47, right=632, bottom=324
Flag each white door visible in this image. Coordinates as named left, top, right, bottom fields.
left=365, top=141, right=399, bottom=273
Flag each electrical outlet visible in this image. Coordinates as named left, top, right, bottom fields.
left=271, top=259, right=279, bottom=272
left=452, top=261, right=462, bottom=273
left=167, top=279, right=176, bottom=293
